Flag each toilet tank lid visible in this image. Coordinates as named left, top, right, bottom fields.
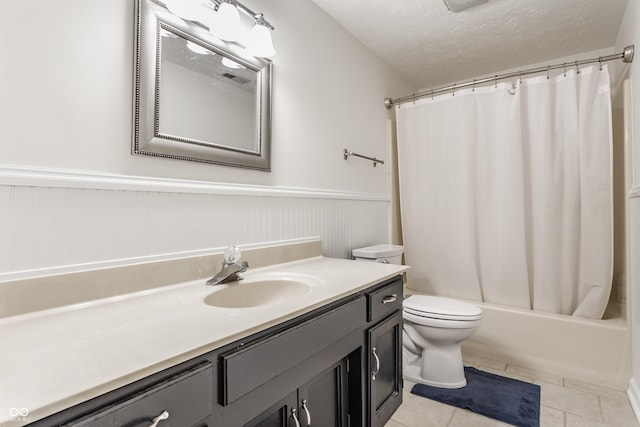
left=352, top=244, right=404, bottom=259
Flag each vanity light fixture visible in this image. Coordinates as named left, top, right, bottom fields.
left=212, top=0, right=243, bottom=42
left=245, top=14, right=276, bottom=58
left=161, top=0, right=276, bottom=58
left=186, top=40, right=213, bottom=55
left=221, top=57, right=246, bottom=69
left=163, top=0, right=204, bottom=20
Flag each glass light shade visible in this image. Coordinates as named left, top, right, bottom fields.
left=221, top=57, right=246, bottom=69
left=212, top=2, right=242, bottom=41
left=245, top=24, right=275, bottom=58
left=186, top=40, right=211, bottom=55
left=163, top=0, right=205, bottom=21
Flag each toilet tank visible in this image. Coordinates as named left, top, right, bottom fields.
left=352, top=244, right=404, bottom=265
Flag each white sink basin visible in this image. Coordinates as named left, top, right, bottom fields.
left=204, top=275, right=316, bottom=308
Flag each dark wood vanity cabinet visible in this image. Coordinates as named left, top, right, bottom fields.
left=368, top=311, right=403, bottom=427
left=28, top=366, right=214, bottom=427
left=247, top=358, right=349, bottom=427
left=30, top=275, right=403, bottom=427
left=366, top=278, right=404, bottom=427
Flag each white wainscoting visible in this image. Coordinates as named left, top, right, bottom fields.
left=0, top=166, right=390, bottom=280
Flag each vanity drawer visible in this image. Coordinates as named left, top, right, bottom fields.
left=67, top=363, right=213, bottom=427
left=367, top=278, right=403, bottom=322
left=221, top=296, right=367, bottom=405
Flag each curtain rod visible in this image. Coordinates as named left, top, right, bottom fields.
left=384, top=44, right=635, bottom=109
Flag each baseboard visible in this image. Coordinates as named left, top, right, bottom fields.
left=629, top=378, right=640, bottom=424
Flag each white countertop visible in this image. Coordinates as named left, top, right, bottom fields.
left=0, top=256, right=408, bottom=426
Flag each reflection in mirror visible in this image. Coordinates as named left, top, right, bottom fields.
left=159, top=28, right=258, bottom=153
left=133, top=0, right=272, bottom=170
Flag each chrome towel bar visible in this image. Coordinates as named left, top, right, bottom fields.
left=344, top=149, right=385, bottom=167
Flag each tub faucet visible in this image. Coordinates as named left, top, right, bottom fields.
left=206, top=246, right=249, bottom=286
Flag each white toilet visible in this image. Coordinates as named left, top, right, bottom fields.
left=351, top=244, right=482, bottom=389
left=403, top=295, right=482, bottom=388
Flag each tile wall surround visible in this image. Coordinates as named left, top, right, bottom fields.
left=0, top=166, right=392, bottom=318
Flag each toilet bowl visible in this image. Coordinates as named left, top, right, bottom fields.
left=403, top=295, right=482, bottom=388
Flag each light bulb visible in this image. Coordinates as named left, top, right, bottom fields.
left=212, top=1, right=242, bottom=41
left=246, top=23, right=275, bottom=58
left=164, top=0, right=205, bottom=21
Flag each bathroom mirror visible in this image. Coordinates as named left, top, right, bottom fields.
left=133, top=0, right=272, bottom=170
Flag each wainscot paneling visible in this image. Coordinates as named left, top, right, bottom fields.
left=0, top=167, right=390, bottom=280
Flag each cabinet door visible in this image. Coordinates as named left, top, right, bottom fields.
left=243, top=392, right=297, bottom=427
left=245, top=358, right=350, bottom=427
left=297, top=358, right=349, bottom=427
left=368, top=311, right=403, bottom=427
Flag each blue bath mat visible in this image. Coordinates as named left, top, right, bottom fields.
left=411, top=366, right=540, bottom=427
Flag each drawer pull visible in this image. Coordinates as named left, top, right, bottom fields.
left=301, top=399, right=312, bottom=425
left=382, top=294, right=397, bottom=304
left=149, top=410, right=169, bottom=427
left=372, top=347, right=380, bottom=381
left=291, top=408, right=301, bottom=427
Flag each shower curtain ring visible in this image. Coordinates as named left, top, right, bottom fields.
left=518, top=72, right=522, bottom=85
left=452, top=83, right=456, bottom=96
left=494, top=75, right=498, bottom=88
left=575, top=60, right=580, bottom=74
left=431, top=90, right=434, bottom=100
left=546, top=65, right=550, bottom=80
left=599, top=57, right=603, bottom=71
left=563, top=62, right=566, bottom=77
left=472, top=79, right=476, bottom=92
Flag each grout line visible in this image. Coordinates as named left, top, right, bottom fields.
left=445, top=408, right=456, bottom=426
left=597, top=395, right=605, bottom=425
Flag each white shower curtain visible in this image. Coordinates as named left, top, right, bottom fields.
left=396, top=65, right=613, bottom=319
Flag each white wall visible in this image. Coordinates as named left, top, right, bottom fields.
left=0, top=0, right=412, bottom=192
left=615, top=0, right=640, bottom=420
left=0, top=0, right=414, bottom=278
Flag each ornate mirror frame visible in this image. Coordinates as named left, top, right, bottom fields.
left=133, top=0, right=272, bottom=171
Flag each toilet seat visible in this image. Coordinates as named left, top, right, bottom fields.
left=403, top=295, right=483, bottom=321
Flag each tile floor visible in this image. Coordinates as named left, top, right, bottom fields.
left=385, top=353, right=640, bottom=427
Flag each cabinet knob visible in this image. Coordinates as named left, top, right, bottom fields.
left=291, top=408, right=301, bottom=427
left=382, top=294, right=397, bottom=304
left=372, top=347, right=380, bottom=380
left=149, top=410, right=169, bottom=427
left=301, top=399, right=312, bottom=425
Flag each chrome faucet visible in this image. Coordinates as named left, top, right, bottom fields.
left=206, top=246, right=249, bottom=286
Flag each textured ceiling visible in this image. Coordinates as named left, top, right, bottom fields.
left=311, top=0, right=628, bottom=89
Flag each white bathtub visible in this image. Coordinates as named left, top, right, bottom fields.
left=407, top=291, right=632, bottom=390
